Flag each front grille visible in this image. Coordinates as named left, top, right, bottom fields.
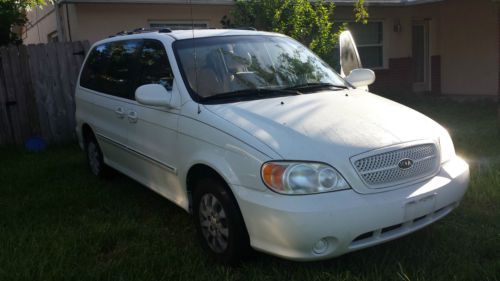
left=354, top=143, right=440, bottom=188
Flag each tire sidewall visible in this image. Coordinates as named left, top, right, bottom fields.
left=193, top=178, right=249, bottom=264
left=85, top=135, right=105, bottom=177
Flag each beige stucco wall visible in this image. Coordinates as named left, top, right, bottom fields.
left=23, top=3, right=58, bottom=44
left=21, top=0, right=499, bottom=97
left=71, top=3, right=231, bottom=43
left=439, top=0, right=498, bottom=97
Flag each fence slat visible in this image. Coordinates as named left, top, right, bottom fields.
left=42, top=43, right=63, bottom=142
left=36, top=44, right=56, bottom=141
left=56, top=43, right=76, bottom=139
left=9, top=45, right=34, bottom=143
left=0, top=54, right=13, bottom=145
left=27, top=44, right=52, bottom=142
left=0, top=47, right=24, bottom=144
left=19, top=45, right=40, bottom=137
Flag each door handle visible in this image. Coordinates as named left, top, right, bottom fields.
left=127, top=111, right=138, bottom=123
left=115, top=107, right=125, bottom=118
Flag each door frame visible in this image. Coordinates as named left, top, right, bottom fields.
left=412, top=20, right=431, bottom=92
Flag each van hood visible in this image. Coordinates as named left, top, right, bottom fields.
left=204, top=90, right=443, bottom=162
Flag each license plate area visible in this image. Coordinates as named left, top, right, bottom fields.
left=404, top=194, right=437, bottom=221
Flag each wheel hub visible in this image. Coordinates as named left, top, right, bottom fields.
left=87, top=142, right=100, bottom=175
left=199, top=193, right=229, bottom=253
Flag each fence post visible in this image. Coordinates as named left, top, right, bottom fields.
left=0, top=54, right=14, bottom=145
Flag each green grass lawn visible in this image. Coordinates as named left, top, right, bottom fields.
left=0, top=98, right=499, bottom=281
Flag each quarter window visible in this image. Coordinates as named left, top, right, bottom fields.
left=80, top=40, right=141, bottom=99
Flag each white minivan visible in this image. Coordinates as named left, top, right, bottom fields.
left=75, top=28, right=469, bottom=263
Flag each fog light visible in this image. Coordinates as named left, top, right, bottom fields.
left=312, top=238, right=329, bottom=254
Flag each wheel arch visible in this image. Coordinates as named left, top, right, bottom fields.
left=81, top=123, right=95, bottom=143
left=186, top=162, right=252, bottom=257
left=185, top=163, right=236, bottom=213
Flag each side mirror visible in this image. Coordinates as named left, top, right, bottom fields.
left=345, top=68, right=376, bottom=88
left=135, top=84, right=172, bottom=107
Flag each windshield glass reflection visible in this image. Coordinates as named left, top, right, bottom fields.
left=174, top=35, right=347, bottom=101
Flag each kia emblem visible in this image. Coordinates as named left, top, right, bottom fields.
left=398, top=158, right=414, bottom=170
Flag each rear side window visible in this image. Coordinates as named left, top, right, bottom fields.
left=138, top=40, right=174, bottom=90
left=80, top=40, right=141, bottom=99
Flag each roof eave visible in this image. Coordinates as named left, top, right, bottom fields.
left=57, top=0, right=234, bottom=4
left=56, top=0, right=444, bottom=5
left=333, top=0, right=444, bottom=6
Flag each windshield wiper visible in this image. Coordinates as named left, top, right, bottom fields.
left=201, top=88, right=302, bottom=102
left=285, top=82, right=349, bottom=91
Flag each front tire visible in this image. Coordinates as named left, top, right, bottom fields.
left=193, top=178, right=251, bottom=264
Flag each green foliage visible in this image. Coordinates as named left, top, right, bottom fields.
left=0, top=0, right=51, bottom=46
left=228, top=0, right=368, bottom=64
left=354, top=0, right=369, bottom=24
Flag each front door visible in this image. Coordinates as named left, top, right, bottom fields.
left=412, top=21, right=430, bottom=92
left=126, top=39, right=184, bottom=205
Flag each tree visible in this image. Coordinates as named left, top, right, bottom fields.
left=225, top=0, right=368, bottom=64
left=0, top=0, right=50, bottom=46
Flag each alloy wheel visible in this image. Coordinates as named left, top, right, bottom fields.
left=87, top=141, right=101, bottom=176
left=198, top=193, right=229, bottom=253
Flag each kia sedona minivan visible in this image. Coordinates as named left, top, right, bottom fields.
left=75, top=29, right=469, bottom=263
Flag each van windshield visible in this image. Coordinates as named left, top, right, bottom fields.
left=173, top=35, right=348, bottom=103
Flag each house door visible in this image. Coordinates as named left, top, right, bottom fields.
left=412, top=21, right=430, bottom=92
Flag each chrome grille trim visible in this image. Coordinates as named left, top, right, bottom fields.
left=352, top=142, right=440, bottom=188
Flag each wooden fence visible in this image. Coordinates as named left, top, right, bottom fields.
left=0, top=41, right=90, bottom=145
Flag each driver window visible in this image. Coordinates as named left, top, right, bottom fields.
left=138, top=40, right=174, bottom=90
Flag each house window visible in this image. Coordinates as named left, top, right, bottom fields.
left=47, top=31, right=58, bottom=43
left=149, top=21, right=209, bottom=30
left=347, top=22, right=383, bottom=68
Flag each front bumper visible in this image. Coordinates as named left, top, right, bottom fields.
left=233, top=156, right=469, bottom=261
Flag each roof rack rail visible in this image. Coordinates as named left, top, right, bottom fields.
left=133, top=27, right=172, bottom=33
left=108, top=27, right=172, bottom=38
left=230, top=27, right=257, bottom=31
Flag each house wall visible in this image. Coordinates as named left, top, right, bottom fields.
left=21, top=0, right=500, bottom=98
left=335, top=4, right=441, bottom=95
left=336, top=4, right=441, bottom=66
left=23, top=3, right=58, bottom=44
left=71, top=3, right=231, bottom=43
left=337, top=0, right=498, bottom=98
left=439, top=0, right=498, bottom=97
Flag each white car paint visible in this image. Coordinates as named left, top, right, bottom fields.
left=75, top=29, right=469, bottom=261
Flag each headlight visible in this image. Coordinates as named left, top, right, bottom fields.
left=261, top=161, right=350, bottom=195
left=439, top=130, right=456, bottom=163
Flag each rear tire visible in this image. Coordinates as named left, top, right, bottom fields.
left=193, top=178, right=251, bottom=264
left=84, top=134, right=110, bottom=178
